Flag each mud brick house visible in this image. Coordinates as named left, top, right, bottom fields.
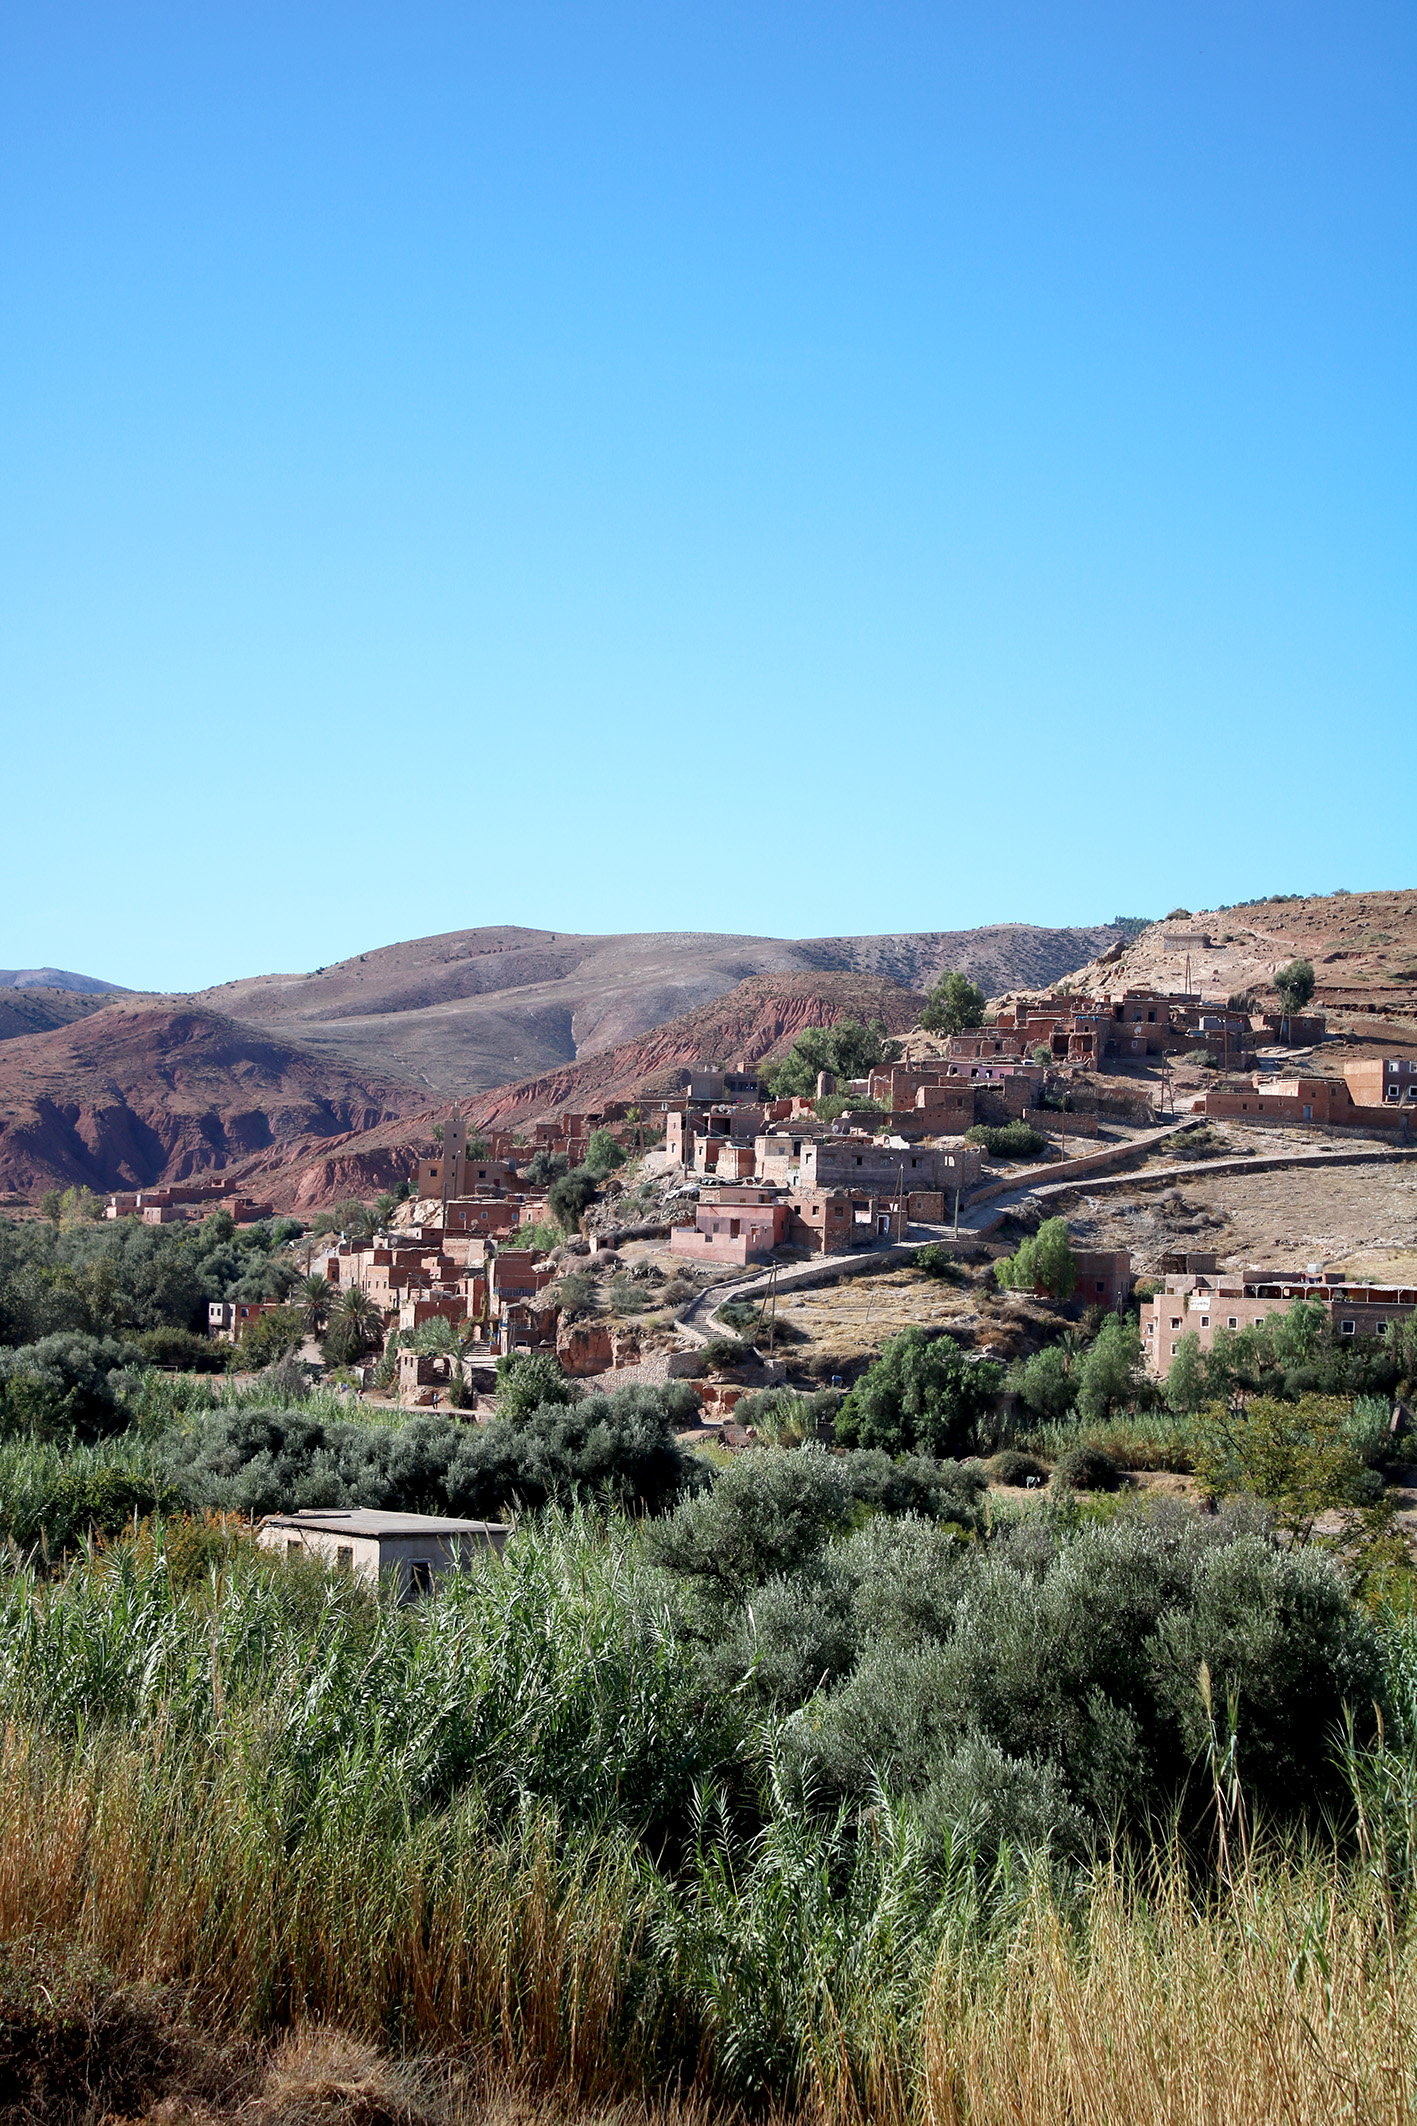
left=1345, top=1058, right=1417, bottom=1109
left=1141, top=1268, right=1417, bottom=1379
left=488, top=1249, right=556, bottom=1311
left=415, top=1116, right=525, bottom=1201
left=688, top=1065, right=765, bottom=1101
left=107, top=1178, right=232, bottom=1221
left=1073, top=1250, right=1132, bottom=1310
left=443, top=1198, right=524, bottom=1238
left=1194, top=1064, right=1416, bottom=1129
left=798, top=1136, right=979, bottom=1196
left=208, top=1299, right=280, bottom=1343
left=1252, top=1010, right=1328, bottom=1047
left=670, top=1189, right=792, bottom=1266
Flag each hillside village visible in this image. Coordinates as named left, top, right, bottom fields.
left=86, top=908, right=1414, bottom=1445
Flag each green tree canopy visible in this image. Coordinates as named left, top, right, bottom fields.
left=763, top=1018, right=902, bottom=1099
left=994, top=1217, right=1077, bottom=1300
left=1274, top=958, right=1316, bottom=1013
left=1163, top=1331, right=1207, bottom=1414
left=547, top=1169, right=599, bottom=1233
left=834, top=1326, right=1003, bottom=1459
left=920, top=970, right=988, bottom=1035
left=582, top=1129, right=626, bottom=1177
left=1073, top=1317, right=1148, bottom=1423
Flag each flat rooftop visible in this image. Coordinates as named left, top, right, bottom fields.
left=262, top=1509, right=510, bottom=1538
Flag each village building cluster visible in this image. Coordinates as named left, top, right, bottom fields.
left=93, top=967, right=1417, bottom=1401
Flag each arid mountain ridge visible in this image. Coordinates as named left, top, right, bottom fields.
left=185, top=921, right=1135, bottom=1097
left=4, top=897, right=1413, bottom=1206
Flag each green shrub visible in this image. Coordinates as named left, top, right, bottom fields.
left=0, top=1334, right=146, bottom=1443
left=1052, top=1444, right=1123, bottom=1493
left=703, top=1335, right=757, bottom=1371
left=988, top=1450, right=1049, bottom=1487
left=966, top=1121, right=1050, bottom=1160
left=913, top=1244, right=964, bottom=1282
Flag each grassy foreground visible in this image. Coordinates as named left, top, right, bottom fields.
left=0, top=1507, right=1413, bottom=2124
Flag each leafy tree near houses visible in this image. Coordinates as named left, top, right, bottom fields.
left=834, top=1326, right=1003, bottom=1459
left=1073, top=1316, right=1148, bottom=1423
left=493, top=1349, right=582, bottom=1424
left=1193, top=1394, right=1380, bottom=1544
left=1007, top=1342, right=1076, bottom=1421
left=1274, top=958, right=1316, bottom=1015
left=1164, top=1330, right=1207, bottom=1413
left=547, top=1168, right=599, bottom=1234
left=763, top=1019, right=902, bottom=1099
left=236, top=1306, right=306, bottom=1371
left=993, top=1217, right=1077, bottom=1300
left=920, top=970, right=988, bottom=1035
left=582, top=1129, right=626, bottom=1177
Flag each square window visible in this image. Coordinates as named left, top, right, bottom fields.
left=1228, top=1317, right=1238, bottom=1330
left=1340, top=1320, right=1356, bottom=1336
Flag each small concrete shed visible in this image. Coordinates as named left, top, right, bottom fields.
left=257, top=1508, right=510, bottom=1598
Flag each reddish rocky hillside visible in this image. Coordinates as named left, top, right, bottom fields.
left=0, top=1004, right=423, bottom=1198
left=469, top=972, right=928, bottom=1126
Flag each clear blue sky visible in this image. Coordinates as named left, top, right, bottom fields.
left=2, top=2, right=1413, bottom=992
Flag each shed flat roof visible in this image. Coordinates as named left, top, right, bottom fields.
left=261, top=1509, right=510, bottom=1538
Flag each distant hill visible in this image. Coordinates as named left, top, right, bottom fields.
left=0, top=1004, right=424, bottom=1198
left=189, top=920, right=1134, bottom=1096
left=198, top=970, right=932, bottom=1210
left=0, top=967, right=128, bottom=994
left=0, top=986, right=121, bottom=1045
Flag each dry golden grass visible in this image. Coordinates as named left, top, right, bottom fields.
left=772, top=1270, right=978, bottom=1366
left=922, top=1864, right=1416, bottom=2126
left=2, top=1729, right=1415, bottom=2124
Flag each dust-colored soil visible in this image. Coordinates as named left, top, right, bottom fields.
left=746, top=1265, right=988, bottom=1372
left=1051, top=1125, right=1417, bottom=1277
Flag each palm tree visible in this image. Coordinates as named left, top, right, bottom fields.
left=295, top=1272, right=332, bottom=1337
left=329, top=1284, right=383, bottom=1361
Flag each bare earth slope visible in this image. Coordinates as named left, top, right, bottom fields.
left=0, top=968, right=129, bottom=994
left=1044, top=889, right=1417, bottom=1033
left=0, top=987, right=119, bottom=1045
left=470, top=971, right=928, bottom=1126
left=0, top=1004, right=423, bottom=1197
left=190, top=921, right=1130, bottom=1096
